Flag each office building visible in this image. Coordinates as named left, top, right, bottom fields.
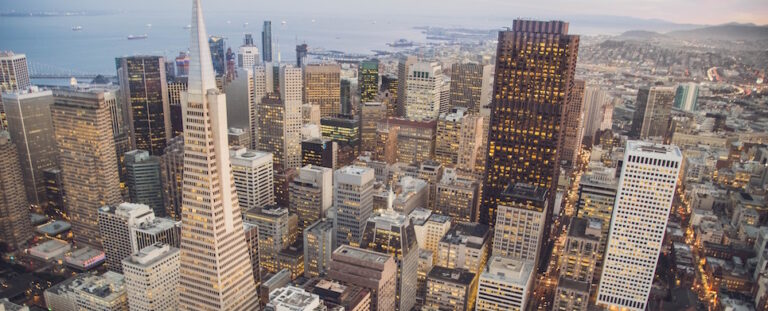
left=434, top=107, right=484, bottom=170
left=492, top=183, right=548, bottom=263
left=228, top=127, right=250, bottom=147
left=553, top=217, right=601, bottom=311
left=449, top=62, right=492, bottom=114
left=125, top=150, right=164, bottom=216
left=2, top=89, right=57, bottom=207
left=303, top=219, right=334, bottom=278
left=396, top=56, right=417, bottom=117
left=239, top=43, right=260, bottom=68
left=230, top=147, right=275, bottom=210
left=224, top=68, right=255, bottom=138
left=177, top=1, right=259, bottom=308
left=290, top=165, right=333, bottom=230
left=360, top=101, right=386, bottom=153
left=411, top=209, right=452, bottom=258
left=329, top=245, right=397, bottom=311
left=476, top=256, right=534, bottom=311
left=296, top=43, right=308, bottom=67
left=129, top=215, right=180, bottom=253
left=630, top=85, right=676, bottom=139
left=73, top=272, right=127, bottom=311
left=387, top=117, right=436, bottom=165
left=560, top=79, right=585, bottom=168
left=116, top=56, right=172, bottom=155
left=321, top=114, right=360, bottom=165
left=208, top=36, right=226, bottom=76
left=480, top=20, right=579, bottom=236
left=160, top=136, right=184, bottom=220
left=262, top=21, right=272, bottom=62
left=51, top=89, right=122, bottom=249
left=175, top=52, right=190, bottom=77
left=0, top=131, right=33, bottom=249
left=581, top=86, right=612, bottom=142
left=265, top=286, right=323, bottom=311
left=576, top=162, right=617, bottom=278
left=425, top=266, right=477, bottom=311
left=244, top=205, right=298, bottom=274
left=434, top=168, right=481, bottom=223
left=257, top=92, right=302, bottom=170
left=98, top=203, right=153, bottom=272
left=304, top=64, right=341, bottom=117
left=305, top=278, right=372, bottom=311
left=436, top=222, right=491, bottom=274
left=43, top=168, right=66, bottom=217
left=122, top=243, right=180, bottom=311
left=167, top=77, right=187, bottom=137
left=405, top=61, right=442, bottom=120
left=359, top=59, right=379, bottom=103
left=360, top=210, right=418, bottom=311
left=596, top=141, right=681, bottom=311
left=301, top=137, right=338, bottom=169
left=277, top=240, right=304, bottom=279
left=0, top=51, right=31, bottom=129
left=274, top=168, right=297, bottom=207
left=374, top=122, right=399, bottom=163
left=334, top=165, right=375, bottom=247
left=674, top=82, right=699, bottom=112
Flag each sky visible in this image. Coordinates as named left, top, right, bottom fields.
left=1, top=0, right=767, bottom=26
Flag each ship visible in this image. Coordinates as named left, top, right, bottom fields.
left=127, top=34, right=148, bottom=40
left=72, top=26, right=83, bottom=31
left=387, top=39, right=415, bottom=48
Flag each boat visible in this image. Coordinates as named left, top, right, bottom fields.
left=72, top=26, right=83, bottom=31
left=387, top=39, right=415, bottom=48
left=127, top=34, right=148, bottom=40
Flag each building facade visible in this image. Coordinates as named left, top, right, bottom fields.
left=0, top=131, right=33, bottom=249
left=334, top=166, right=375, bottom=247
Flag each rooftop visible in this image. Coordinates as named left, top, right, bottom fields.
left=501, top=183, right=548, bottom=203
left=333, top=245, right=392, bottom=266
left=568, top=217, right=602, bottom=241
left=36, top=220, right=71, bottom=235
left=428, top=266, right=475, bottom=286
left=441, top=222, right=490, bottom=249
left=125, top=243, right=178, bottom=266
left=483, top=256, right=534, bottom=286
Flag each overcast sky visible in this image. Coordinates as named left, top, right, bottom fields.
left=1, top=0, right=766, bottom=26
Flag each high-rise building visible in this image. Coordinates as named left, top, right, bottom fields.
left=160, top=136, right=184, bottom=220
left=630, top=85, right=675, bottom=139
left=449, top=62, right=492, bottom=114
left=387, top=117, right=436, bottom=165
left=304, top=64, right=341, bottom=117
left=303, top=219, right=334, bottom=278
left=296, top=43, right=308, bottom=67
left=224, top=68, right=255, bottom=139
left=262, top=21, right=273, bottom=63
left=175, top=52, right=190, bottom=77
left=360, top=102, right=386, bottom=153
left=239, top=35, right=260, bottom=68
left=177, top=1, right=259, bottom=308
left=480, top=21, right=579, bottom=270
left=581, top=85, right=612, bottom=142
left=0, top=131, right=33, bottom=249
left=230, top=147, right=275, bottom=210
left=674, top=82, right=699, bottom=112
left=301, top=137, right=338, bottom=169
left=43, top=168, right=66, bottom=217
left=381, top=74, right=399, bottom=117
left=265, top=286, right=323, bottom=311
left=321, top=114, right=360, bottom=165
left=257, top=89, right=302, bottom=170
left=208, top=36, right=226, bottom=76
left=0, top=51, right=31, bottom=129
left=2, top=89, right=57, bottom=206
left=329, top=245, right=397, bottom=311
left=576, top=162, right=617, bottom=279
left=553, top=217, right=601, bottom=311
left=334, top=165, right=375, bottom=247
left=560, top=79, right=586, bottom=168
left=359, top=59, right=379, bottom=103
left=125, top=150, right=164, bottom=216
left=129, top=216, right=181, bottom=253
left=360, top=210, right=418, bottom=311
left=290, top=165, right=333, bottom=230
left=98, top=203, right=154, bottom=273
left=167, top=77, right=188, bottom=137
left=492, top=183, right=548, bottom=263
left=410, top=209, right=451, bottom=259
left=476, top=256, right=534, bottom=311
left=52, top=89, right=123, bottom=249
left=305, top=278, right=372, bottom=311
left=122, top=243, right=180, bottom=311
left=340, top=79, right=353, bottom=114
left=434, top=107, right=483, bottom=170
left=73, top=271, right=127, bottom=311
left=436, top=222, right=490, bottom=274
left=434, top=168, right=481, bottom=223
left=405, top=61, right=442, bottom=120
left=396, top=56, right=417, bottom=117
left=116, top=56, right=172, bottom=155
left=244, top=205, right=298, bottom=274
left=596, top=141, right=681, bottom=311
left=424, top=266, right=477, bottom=311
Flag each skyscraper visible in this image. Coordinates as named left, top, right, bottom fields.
left=290, top=165, right=333, bottom=230
left=581, top=85, right=612, bottom=142
left=0, top=51, right=31, bottom=129
left=434, top=107, right=483, bottom=169
left=480, top=21, right=580, bottom=261
left=51, top=89, right=123, bottom=249
left=43, top=168, right=66, bottom=217
left=98, top=202, right=155, bottom=273
left=359, top=59, right=379, bottom=104
left=334, top=165, right=375, bottom=247
left=329, top=245, right=397, bottom=311
left=560, top=79, right=586, bottom=168
left=596, top=141, right=681, bottom=311
left=360, top=102, right=386, bottom=153
left=122, top=243, right=180, bottom=311
left=116, top=56, right=172, bottom=155
left=160, top=136, right=184, bottom=220
left=303, top=218, right=334, bottom=278
left=229, top=147, right=275, bottom=210
left=674, top=82, right=699, bottom=112
left=177, top=1, right=259, bottom=309
left=576, top=162, right=617, bottom=279
left=244, top=205, right=298, bottom=274
left=492, top=183, right=549, bottom=263
left=434, top=168, right=481, bottom=223
left=304, top=63, right=341, bottom=117
left=396, top=56, right=417, bottom=117
left=321, top=114, right=360, bottom=165
left=630, top=85, right=675, bottom=139
left=296, top=43, right=308, bottom=67
left=209, top=36, right=226, bottom=76
left=0, top=131, right=33, bottom=250
left=224, top=68, right=255, bottom=138
left=125, top=150, right=165, bottom=216
left=167, top=77, right=187, bottom=138
left=262, top=21, right=273, bottom=63
left=257, top=91, right=302, bottom=170
left=2, top=89, right=58, bottom=206
left=175, top=52, right=190, bottom=77
left=553, top=217, right=601, bottom=311
left=449, top=62, right=492, bottom=114
left=301, top=137, right=338, bottom=169
left=405, top=61, right=442, bottom=120
left=475, top=256, right=534, bottom=310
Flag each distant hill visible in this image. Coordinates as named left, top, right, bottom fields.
left=617, top=30, right=668, bottom=40
left=666, top=23, right=768, bottom=41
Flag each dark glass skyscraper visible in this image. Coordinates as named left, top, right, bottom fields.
left=359, top=59, right=379, bottom=103
left=208, top=36, right=226, bottom=76
left=262, top=21, right=273, bottom=62
left=296, top=43, right=308, bottom=67
left=480, top=20, right=580, bottom=229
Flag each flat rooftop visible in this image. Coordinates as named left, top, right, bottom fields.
left=37, top=220, right=71, bottom=235
left=428, top=266, right=475, bottom=286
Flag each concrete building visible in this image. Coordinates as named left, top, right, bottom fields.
left=51, top=89, right=122, bottom=249
left=436, top=222, right=491, bottom=275
left=124, top=150, right=164, bottom=216
left=334, top=166, right=375, bottom=247
left=360, top=210, right=418, bottom=311
left=581, top=85, right=613, bottom=142
left=411, top=209, right=452, bottom=261
left=177, top=1, right=259, bottom=308
left=238, top=44, right=260, bottom=68
left=435, top=168, right=481, bottom=223
left=396, top=56, right=417, bottom=117
left=160, top=136, right=184, bottom=220
left=425, top=266, right=477, bottom=311
left=265, top=285, right=324, bottom=311
left=244, top=205, right=298, bottom=274
left=0, top=131, right=33, bottom=249
left=553, top=217, right=602, bottom=311
left=98, top=203, right=154, bottom=273
left=674, top=82, right=699, bottom=112
left=303, top=219, right=334, bottom=278
left=576, top=162, right=618, bottom=279
left=2, top=89, right=57, bottom=206
left=492, top=183, right=549, bottom=264
left=597, top=142, right=682, bottom=311
left=290, top=165, right=333, bottom=230
left=560, top=79, right=585, bottom=168
left=304, top=64, right=341, bottom=117
left=257, top=90, right=302, bottom=170
left=305, top=278, right=371, bottom=311
left=301, top=137, right=338, bottom=169
left=392, top=176, right=428, bottom=215
left=405, top=61, right=442, bottom=120
left=359, top=59, right=379, bottom=104
left=360, top=101, right=386, bottom=153
left=0, top=51, right=31, bottom=129
left=129, top=216, right=180, bottom=253
left=329, top=245, right=397, bottom=311
left=476, top=256, right=534, bottom=311
left=449, top=62, right=493, bottom=114
left=230, top=147, right=275, bottom=210
left=388, top=117, right=437, bottom=165
left=122, top=243, right=180, bottom=311
left=73, top=272, right=128, bottom=311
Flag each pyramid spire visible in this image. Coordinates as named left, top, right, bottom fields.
left=188, top=0, right=216, bottom=93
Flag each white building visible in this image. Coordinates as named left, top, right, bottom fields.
left=230, top=147, right=275, bottom=210
left=405, top=62, right=442, bottom=120
left=238, top=45, right=260, bottom=68
left=280, top=64, right=304, bottom=169
left=597, top=141, right=682, bottom=311
left=410, top=208, right=451, bottom=261
left=73, top=272, right=127, bottom=311
left=265, top=286, right=324, bottom=311
left=476, top=256, right=534, bottom=311
left=334, top=166, right=375, bottom=247
left=492, top=183, right=548, bottom=263
left=122, top=243, right=180, bottom=311
left=290, top=164, right=333, bottom=230
left=303, top=219, right=335, bottom=278
left=97, top=203, right=154, bottom=273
